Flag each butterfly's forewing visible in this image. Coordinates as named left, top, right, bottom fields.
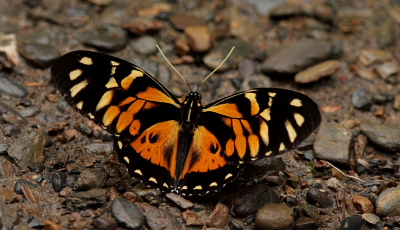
left=51, top=51, right=183, bottom=191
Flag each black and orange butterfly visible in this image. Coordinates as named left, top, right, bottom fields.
left=51, top=50, right=321, bottom=196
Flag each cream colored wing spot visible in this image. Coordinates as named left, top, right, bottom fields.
left=106, top=77, right=118, bottom=89
left=111, top=67, right=117, bottom=75
left=193, top=185, right=202, bottom=190
left=279, top=142, right=286, bottom=151
left=209, top=182, right=218, bottom=187
left=245, top=92, right=260, bottom=115
left=259, top=121, right=269, bottom=145
left=268, top=97, right=273, bottom=107
left=79, top=57, right=93, bottom=65
left=117, top=141, right=123, bottom=149
left=290, top=98, right=302, bottom=107
left=111, top=61, right=120, bottom=66
left=182, top=186, right=188, bottom=190
left=268, top=92, right=277, bottom=97
left=294, top=113, right=305, bottom=127
left=260, top=108, right=271, bottom=121
left=134, top=169, right=143, bottom=176
left=69, top=69, right=82, bottom=81
left=96, top=90, right=114, bottom=111
left=70, top=80, right=88, bottom=97
left=121, top=70, right=144, bottom=90
left=76, top=101, right=83, bottom=110
left=149, top=177, right=158, bottom=184
left=163, top=183, right=168, bottom=188
left=265, top=151, right=272, bottom=156
left=225, top=173, right=233, bottom=180
left=285, top=120, right=297, bottom=143
left=123, top=156, right=130, bottom=164
left=88, top=113, right=95, bottom=119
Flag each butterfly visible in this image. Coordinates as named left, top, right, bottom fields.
left=51, top=50, right=321, bottom=196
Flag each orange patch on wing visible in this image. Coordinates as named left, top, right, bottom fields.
left=116, top=110, right=134, bottom=133
left=179, top=126, right=227, bottom=179
left=129, top=120, right=141, bottom=136
left=119, top=97, right=136, bottom=106
left=137, top=87, right=180, bottom=107
left=225, top=139, right=235, bottom=157
left=240, top=119, right=253, bottom=133
left=248, top=134, right=260, bottom=158
left=103, top=105, right=120, bottom=126
left=131, top=120, right=180, bottom=178
left=127, top=99, right=146, bottom=116
left=121, top=70, right=143, bottom=90
left=204, top=103, right=243, bottom=118
left=143, top=101, right=159, bottom=110
left=232, top=119, right=247, bottom=159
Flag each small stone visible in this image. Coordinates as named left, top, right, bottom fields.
left=0, top=201, right=18, bottom=229
left=139, top=202, right=182, bottom=230
left=66, top=189, right=108, bottom=211
left=306, top=188, right=333, bottom=208
left=185, top=25, right=213, bottom=53
left=85, top=143, right=114, bottom=155
left=18, top=42, right=60, bottom=68
left=74, top=168, right=109, bottom=190
left=169, top=14, right=206, bottom=31
left=44, top=220, right=62, bottom=230
left=358, top=49, right=394, bottom=66
left=206, top=203, right=230, bottom=229
left=175, top=37, right=190, bottom=56
left=0, top=143, right=9, bottom=155
left=356, top=68, right=378, bottom=80
left=314, top=122, right=354, bottom=167
left=122, top=18, right=164, bottom=35
left=7, top=132, right=46, bottom=169
left=360, top=122, right=400, bottom=153
left=52, top=171, right=67, bottom=192
left=203, top=39, right=251, bottom=71
left=394, top=95, right=400, bottom=111
left=352, top=195, right=374, bottom=213
left=376, top=187, right=400, bottom=216
left=0, top=74, right=28, bottom=97
left=0, top=33, right=20, bottom=68
left=0, top=156, right=14, bottom=178
left=339, top=215, right=363, bottom=230
left=295, top=217, right=318, bottom=230
left=255, top=203, right=294, bottom=230
left=165, top=193, right=194, bottom=209
left=130, top=35, right=157, bottom=55
left=261, top=39, right=333, bottom=77
left=2, top=124, right=21, bottom=137
left=269, top=3, right=304, bottom=19
left=326, top=177, right=345, bottom=191
left=375, top=62, right=398, bottom=79
left=0, top=188, right=19, bottom=204
left=80, top=24, right=127, bottom=52
left=28, top=217, right=44, bottom=228
left=241, top=74, right=272, bottom=91
left=19, top=107, right=40, bottom=118
left=294, top=60, right=341, bottom=84
left=111, top=198, right=144, bottom=230
left=93, top=216, right=118, bottom=230
left=351, top=89, right=372, bottom=110
left=362, top=213, right=380, bottom=225
left=87, top=0, right=113, bottom=6
left=133, top=184, right=162, bottom=205
left=182, top=210, right=203, bottom=226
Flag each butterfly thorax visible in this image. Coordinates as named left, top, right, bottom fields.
left=180, top=92, right=203, bottom=125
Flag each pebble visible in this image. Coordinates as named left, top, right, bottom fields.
left=314, top=122, right=354, bottom=167
left=360, top=122, right=400, bottom=152
left=375, top=62, right=398, bottom=79
left=165, top=193, right=194, bottom=209
left=351, top=89, right=373, bottom=110
left=228, top=219, right=243, bottom=230
left=0, top=156, right=15, bottom=177
left=93, top=215, right=118, bottom=230
left=0, top=188, right=19, bottom=204
left=87, top=0, right=113, bottom=6
left=122, top=18, right=164, bottom=35
left=2, top=124, right=21, bottom=137
left=261, top=39, right=333, bottom=77
left=0, top=201, right=20, bottom=229
left=85, top=142, right=114, bottom=155
left=339, top=215, right=363, bottom=230
left=0, top=33, right=20, bottom=68
left=295, top=217, right=318, bottom=230
left=240, top=74, right=272, bottom=91
left=376, top=187, right=400, bottom=216
left=358, top=49, right=394, bottom=66
left=66, top=189, right=108, bottom=211
left=130, top=35, right=158, bottom=55
left=18, top=107, right=40, bottom=118
left=44, top=220, right=62, bottom=230
left=356, top=68, right=378, bottom=80
left=362, top=213, right=380, bottom=225
left=169, top=14, right=206, bottom=31
left=203, top=39, right=251, bottom=71
left=133, top=184, right=162, bottom=205
left=294, top=60, right=341, bottom=84
left=111, top=198, right=144, bottom=230
left=18, top=42, right=60, bottom=68
left=28, top=217, right=44, bottom=228
left=7, top=132, right=46, bottom=169
left=326, top=177, right=345, bottom=191
left=255, top=203, right=294, bottom=230
left=52, top=171, right=67, bottom=192
left=74, top=168, right=109, bottom=190
left=306, top=188, right=333, bottom=208
left=269, top=2, right=304, bottom=19
left=0, top=143, right=10, bottom=155
left=80, top=24, right=127, bottom=52
left=230, top=184, right=280, bottom=217
left=206, top=202, right=230, bottom=229
left=182, top=210, right=203, bottom=226
left=0, top=74, right=28, bottom=97
left=352, top=195, right=374, bottom=213
left=139, top=202, right=183, bottom=230
left=185, top=25, right=213, bottom=53
left=394, top=95, right=400, bottom=111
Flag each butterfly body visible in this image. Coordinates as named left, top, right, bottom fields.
left=51, top=50, right=321, bottom=196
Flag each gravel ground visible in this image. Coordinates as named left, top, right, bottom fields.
left=0, top=0, right=400, bottom=229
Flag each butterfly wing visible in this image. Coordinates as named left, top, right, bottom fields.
left=51, top=51, right=183, bottom=192
left=174, top=88, right=321, bottom=195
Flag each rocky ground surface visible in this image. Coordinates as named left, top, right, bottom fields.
left=0, top=0, right=400, bottom=229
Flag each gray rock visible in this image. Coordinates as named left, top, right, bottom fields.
left=0, top=74, right=27, bottom=97
left=80, top=24, right=127, bottom=51
left=66, top=189, right=108, bottom=211
left=360, top=123, right=400, bottom=152
left=7, top=132, right=46, bottom=169
left=261, top=39, right=333, bottom=77
left=111, top=198, right=144, bottom=230
left=19, top=42, right=61, bottom=68
left=130, top=35, right=158, bottom=55
left=255, top=203, right=294, bottom=230
left=74, top=168, right=109, bottom=190
left=306, top=188, right=334, bottom=208
left=165, top=193, right=194, bottom=209
left=294, top=60, right=341, bottom=84
left=351, top=89, right=372, bottom=110
left=85, top=142, right=114, bottom=155
left=339, top=215, right=363, bottom=230
left=139, top=202, right=183, bottom=230
left=314, top=122, right=354, bottom=167
left=19, top=107, right=40, bottom=118
left=0, top=143, right=10, bottom=155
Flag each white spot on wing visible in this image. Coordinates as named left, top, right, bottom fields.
left=268, top=92, right=276, bottom=97
left=105, top=77, right=118, bottom=89
left=69, top=69, right=82, bottom=81
left=117, top=141, right=123, bottom=149
left=225, top=173, right=233, bottom=180
left=294, top=113, right=305, bottom=127
left=88, top=113, right=95, bottom=119
left=123, top=156, right=130, bottom=164
left=193, top=185, right=202, bottom=190
left=285, top=120, right=297, bottom=143
left=96, top=90, right=114, bottom=111
left=70, top=80, right=88, bottom=97
left=260, top=121, right=269, bottom=145
left=279, top=142, right=286, bottom=151
left=260, top=108, right=271, bottom=121
left=149, top=177, right=158, bottom=184
left=290, top=98, right=302, bottom=107
left=182, top=186, right=188, bottom=190
left=134, top=169, right=142, bottom=175
left=163, top=183, right=168, bottom=188
left=76, top=101, right=83, bottom=110
left=111, top=61, right=120, bottom=66
left=265, top=151, right=272, bottom=156
left=80, top=57, right=93, bottom=65
left=209, top=182, right=218, bottom=187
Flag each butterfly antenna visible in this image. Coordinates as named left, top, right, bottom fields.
left=156, top=44, right=192, bottom=92
left=195, top=46, right=235, bottom=92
